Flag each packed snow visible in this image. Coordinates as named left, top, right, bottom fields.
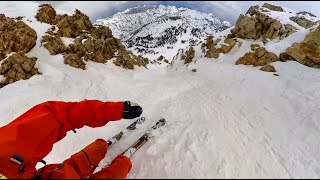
left=1, top=1, right=320, bottom=179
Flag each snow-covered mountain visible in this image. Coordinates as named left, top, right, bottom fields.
left=95, top=5, right=231, bottom=60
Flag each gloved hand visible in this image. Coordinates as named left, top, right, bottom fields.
left=123, top=101, right=143, bottom=119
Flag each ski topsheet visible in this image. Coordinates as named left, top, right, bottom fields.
left=107, top=117, right=146, bottom=147
left=121, top=118, right=166, bottom=158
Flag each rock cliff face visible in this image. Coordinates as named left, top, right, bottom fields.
left=230, top=5, right=296, bottom=41
left=36, top=4, right=148, bottom=70
left=285, top=26, right=320, bottom=68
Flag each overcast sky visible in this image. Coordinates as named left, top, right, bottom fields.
left=34, top=1, right=320, bottom=24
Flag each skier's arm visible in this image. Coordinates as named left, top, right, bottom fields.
left=0, top=100, right=142, bottom=176
left=42, top=100, right=125, bottom=130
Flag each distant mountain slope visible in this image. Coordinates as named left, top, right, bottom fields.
left=95, top=5, right=231, bottom=60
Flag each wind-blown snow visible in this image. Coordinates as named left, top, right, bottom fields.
left=1, top=1, right=320, bottom=179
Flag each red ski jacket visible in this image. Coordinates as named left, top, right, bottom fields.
left=0, top=100, right=125, bottom=179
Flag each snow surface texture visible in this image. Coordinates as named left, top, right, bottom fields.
left=95, top=5, right=231, bottom=61
left=0, top=1, right=320, bottom=179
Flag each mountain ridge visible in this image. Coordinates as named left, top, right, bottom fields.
left=95, top=5, right=231, bottom=60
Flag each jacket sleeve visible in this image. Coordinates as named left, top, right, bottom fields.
left=0, top=100, right=124, bottom=170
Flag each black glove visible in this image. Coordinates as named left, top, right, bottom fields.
left=123, top=101, right=143, bottom=119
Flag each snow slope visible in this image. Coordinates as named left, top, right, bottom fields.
left=0, top=1, right=320, bottom=179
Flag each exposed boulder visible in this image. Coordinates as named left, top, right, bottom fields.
left=56, top=9, right=94, bottom=38
left=230, top=5, right=296, bottom=41
left=63, top=53, right=86, bottom=70
left=113, top=50, right=148, bottom=69
left=297, top=11, right=316, bottom=17
left=0, top=52, right=40, bottom=87
left=250, top=44, right=261, bottom=51
left=203, top=36, right=221, bottom=58
left=35, top=4, right=57, bottom=24
left=285, top=26, right=320, bottom=68
left=192, top=69, right=197, bottom=72
left=279, top=52, right=293, bottom=61
left=91, top=25, right=113, bottom=39
left=202, top=36, right=238, bottom=58
left=184, top=47, right=195, bottom=64
left=260, top=64, right=276, bottom=72
left=262, top=3, right=284, bottom=12
left=235, top=52, right=259, bottom=66
left=41, top=35, right=66, bottom=55
left=289, top=16, right=315, bottom=29
left=157, top=55, right=164, bottom=61
left=0, top=14, right=37, bottom=57
left=65, top=33, right=116, bottom=64
left=220, top=38, right=237, bottom=54
left=236, top=47, right=279, bottom=66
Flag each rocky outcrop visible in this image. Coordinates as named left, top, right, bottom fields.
left=202, top=36, right=221, bottom=58
left=260, top=64, right=276, bottom=72
left=0, top=52, right=40, bottom=87
left=36, top=4, right=94, bottom=38
left=65, top=29, right=116, bottom=64
left=220, top=38, right=237, bottom=54
left=236, top=46, right=279, bottom=66
left=63, top=53, right=85, bottom=70
left=285, top=26, right=320, bottom=68
left=183, top=47, right=195, bottom=64
left=289, top=16, right=315, bottom=29
left=250, top=44, right=261, bottom=51
left=36, top=5, right=148, bottom=70
left=262, top=3, right=284, bottom=12
left=56, top=9, right=94, bottom=38
left=157, top=55, right=164, bottom=61
left=113, top=50, right=148, bottom=69
left=0, top=14, right=37, bottom=58
left=156, top=55, right=169, bottom=64
left=297, top=11, right=316, bottom=17
left=279, top=52, right=293, bottom=61
left=41, top=35, right=66, bottom=55
left=202, top=36, right=238, bottom=59
left=35, top=4, right=57, bottom=24
left=230, top=5, right=296, bottom=41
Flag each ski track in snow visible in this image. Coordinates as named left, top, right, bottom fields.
left=0, top=1, right=320, bottom=179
